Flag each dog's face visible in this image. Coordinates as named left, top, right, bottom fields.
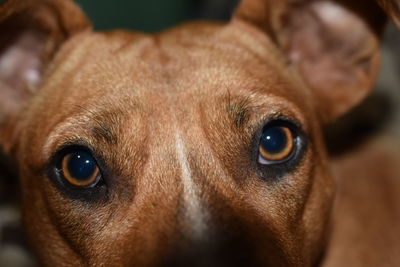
left=0, top=0, right=389, bottom=266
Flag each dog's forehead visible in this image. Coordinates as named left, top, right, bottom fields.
left=48, top=22, right=310, bottom=110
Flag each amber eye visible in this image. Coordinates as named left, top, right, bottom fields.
left=258, top=124, right=296, bottom=165
left=61, top=150, right=101, bottom=187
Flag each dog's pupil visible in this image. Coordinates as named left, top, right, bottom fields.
left=261, top=126, right=288, bottom=154
left=67, top=151, right=97, bottom=181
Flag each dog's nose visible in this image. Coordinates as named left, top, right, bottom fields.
left=159, top=231, right=263, bottom=267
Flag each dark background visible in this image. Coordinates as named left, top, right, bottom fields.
left=75, top=0, right=239, bottom=32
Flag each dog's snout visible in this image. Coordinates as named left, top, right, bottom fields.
left=160, top=231, right=262, bottom=267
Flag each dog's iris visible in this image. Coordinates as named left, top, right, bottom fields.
left=61, top=151, right=100, bottom=187
left=258, top=124, right=295, bottom=164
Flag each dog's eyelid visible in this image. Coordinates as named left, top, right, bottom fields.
left=51, top=139, right=95, bottom=157
left=46, top=139, right=99, bottom=172
left=253, top=112, right=304, bottom=133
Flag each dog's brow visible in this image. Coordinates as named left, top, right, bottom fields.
left=90, top=123, right=117, bottom=144
left=74, top=105, right=119, bottom=144
left=226, top=95, right=252, bottom=127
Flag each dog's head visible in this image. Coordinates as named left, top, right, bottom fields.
left=0, top=0, right=393, bottom=266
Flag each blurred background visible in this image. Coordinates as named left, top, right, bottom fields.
left=0, top=0, right=399, bottom=266
left=75, top=0, right=239, bottom=32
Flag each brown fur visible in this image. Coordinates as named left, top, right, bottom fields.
left=0, top=0, right=398, bottom=266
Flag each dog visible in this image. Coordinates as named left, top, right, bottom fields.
left=0, top=0, right=399, bottom=266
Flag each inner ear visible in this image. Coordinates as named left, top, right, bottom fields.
left=0, top=0, right=91, bottom=149
left=0, top=16, right=47, bottom=110
left=281, top=1, right=384, bottom=121
left=0, top=0, right=91, bottom=93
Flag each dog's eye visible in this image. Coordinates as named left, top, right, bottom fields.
left=60, top=151, right=101, bottom=187
left=255, top=119, right=306, bottom=178
left=48, top=145, right=108, bottom=201
left=257, top=121, right=299, bottom=165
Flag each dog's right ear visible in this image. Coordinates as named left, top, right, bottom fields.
left=0, top=0, right=90, bottom=150
left=234, top=0, right=387, bottom=123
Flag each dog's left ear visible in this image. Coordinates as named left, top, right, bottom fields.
left=0, top=0, right=90, bottom=149
left=234, top=0, right=388, bottom=122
